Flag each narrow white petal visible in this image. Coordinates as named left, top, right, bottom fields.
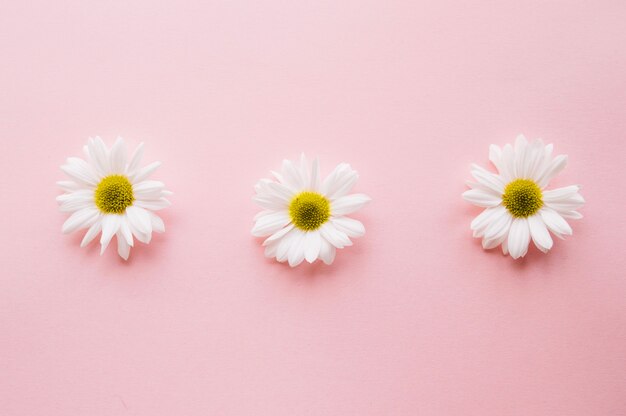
left=310, top=158, right=321, bottom=191
left=304, top=231, right=322, bottom=263
left=57, top=181, right=84, bottom=192
left=483, top=210, right=512, bottom=241
left=560, top=211, right=583, bottom=220
left=331, top=217, right=365, bottom=238
left=133, top=180, right=166, bottom=200
left=62, top=208, right=99, bottom=234
left=252, top=195, right=287, bottom=211
left=288, top=231, right=306, bottom=267
left=489, top=144, right=503, bottom=172
left=299, top=154, right=310, bottom=190
left=540, top=208, right=573, bottom=237
left=263, top=223, right=295, bottom=246
left=276, top=228, right=298, bottom=262
left=513, top=134, right=528, bottom=178
left=319, top=238, right=336, bottom=265
left=470, top=205, right=506, bottom=238
left=150, top=213, right=165, bottom=233
left=116, top=233, right=131, bottom=260
left=100, top=214, right=121, bottom=254
left=542, top=185, right=581, bottom=202
left=127, top=142, right=145, bottom=174
left=81, top=218, right=103, bottom=247
left=280, top=159, right=304, bottom=191
left=321, top=163, right=351, bottom=197
left=61, top=159, right=99, bottom=186
left=537, top=154, right=568, bottom=188
left=251, top=211, right=291, bottom=237
left=528, top=214, right=553, bottom=253
left=319, top=223, right=352, bottom=249
left=126, top=205, right=152, bottom=234
left=131, top=161, right=161, bottom=183
left=109, top=137, right=127, bottom=174
left=134, top=198, right=171, bottom=211
left=119, top=217, right=134, bottom=246
left=470, top=164, right=505, bottom=193
left=331, top=193, right=371, bottom=216
left=508, top=218, right=530, bottom=259
left=462, top=189, right=501, bottom=208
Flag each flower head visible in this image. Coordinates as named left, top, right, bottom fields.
left=463, top=135, right=584, bottom=259
left=57, top=137, right=171, bottom=260
left=252, top=154, right=370, bottom=267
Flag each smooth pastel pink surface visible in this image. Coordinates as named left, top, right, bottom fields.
left=1, top=1, right=626, bottom=415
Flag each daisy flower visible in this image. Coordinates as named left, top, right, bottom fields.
left=463, top=135, right=584, bottom=259
left=57, top=137, right=171, bottom=260
left=252, top=155, right=370, bottom=267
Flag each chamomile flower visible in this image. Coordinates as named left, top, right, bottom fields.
left=57, top=137, right=171, bottom=260
left=252, top=155, right=370, bottom=267
left=463, top=135, right=584, bottom=259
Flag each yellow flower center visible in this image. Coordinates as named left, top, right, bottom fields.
left=94, top=175, right=134, bottom=214
left=502, top=178, right=543, bottom=218
left=288, top=191, right=330, bottom=231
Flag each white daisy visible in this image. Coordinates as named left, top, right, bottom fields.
left=57, top=137, right=171, bottom=260
left=252, top=154, right=371, bottom=267
left=463, top=134, right=584, bottom=259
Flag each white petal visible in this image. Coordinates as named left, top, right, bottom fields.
left=57, top=180, right=84, bottom=192
left=543, top=185, right=582, bottom=202
left=131, top=161, right=161, bottom=183
left=89, top=137, right=111, bottom=175
left=251, top=211, right=291, bottom=237
left=264, top=240, right=279, bottom=258
left=513, top=134, right=529, bottom=178
left=61, top=158, right=98, bottom=186
left=537, top=154, right=568, bottom=188
left=482, top=233, right=507, bottom=250
left=57, top=190, right=95, bottom=212
left=280, top=159, right=304, bottom=191
left=462, top=189, right=501, bottom=208
left=310, top=158, right=321, bottom=191
left=126, top=205, right=152, bottom=234
left=276, top=228, right=298, bottom=262
left=526, top=139, right=547, bottom=180
left=133, top=180, right=166, bottom=199
left=118, top=217, right=134, bottom=246
left=560, top=211, right=583, bottom=220
left=100, top=214, right=121, bottom=254
left=263, top=223, right=295, bottom=246
left=483, top=210, right=512, bottom=241
left=252, top=195, right=287, bottom=211
left=470, top=164, right=505, bottom=194
left=287, top=230, right=306, bottom=267
left=330, top=217, right=365, bottom=238
left=499, top=143, right=515, bottom=182
left=150, top=213, right=165, bottom=233
left=81, top=218, right=103, bottom=247
left=265, top=182, right=294, bottom=204
left=508, top=218, right=530, bottom=259
left=127, top=142, right=144, bottom=174
left=299, top=154, right=310, bottom=190
left=62, top=208, right=99, bottom=234
left=319, top=238, right=336, bottom=265
left=116, top=233, right=131, bottom=260
left=331, top=193, right=371, bottom=216
left=489, top=144, right=503, bottom=172
left=304, top=231, right=322, bottom=263
left=323, top=164, right=359, bottom=200
left=109, top=137, right=127, bottom=174
left=319, top=223, right=352, bottom=249
left=470, top=205, right=506, bottom=238
left=134, top=198, right=171, bottom=211
left=501, top=236, right=509, bottom=255
left=540, top=208, right=572, bottom=237
left=528, top=214, right=553, bottom=253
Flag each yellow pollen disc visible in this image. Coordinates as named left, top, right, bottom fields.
left=94, top=175, right=134, bottom=214
left=502, top=178, right=543, bottom=218
left=288, top=191, right=331, bottom=231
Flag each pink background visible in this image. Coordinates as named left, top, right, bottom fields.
left=1, top=1, right=626, bottom=415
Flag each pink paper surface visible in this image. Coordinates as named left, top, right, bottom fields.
left=1, top=1, right=626, bottom=415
